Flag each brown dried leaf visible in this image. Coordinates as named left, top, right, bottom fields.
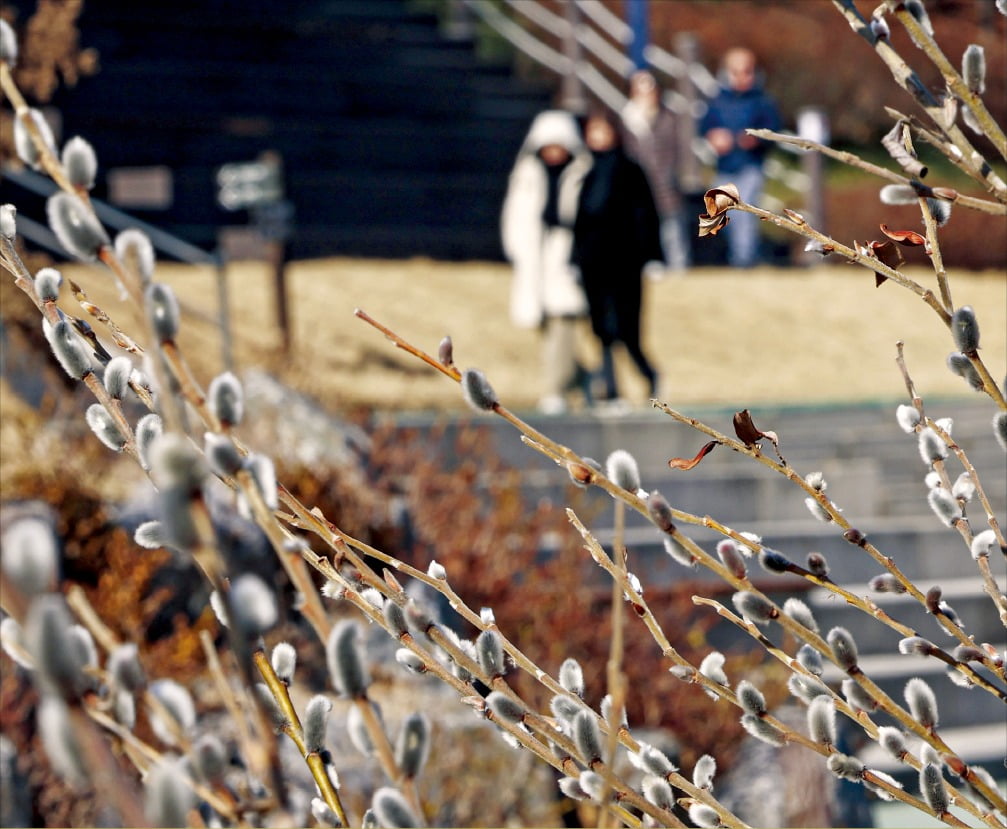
left=879, top=224, right=926, bottom=246
left=668, top=440, right=718, bottom=471
left=697, top=212, right=730, bottom=237
left=733, top=409, right=766, bottom=447
left=703, top=184, right=740, bottom=217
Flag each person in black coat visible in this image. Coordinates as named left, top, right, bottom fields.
left=572, top=108, right=664, bottom=404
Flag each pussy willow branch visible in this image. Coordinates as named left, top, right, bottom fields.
left=747, top=128, right=1006, bottom=217
left=600, top=499, right=628, bottom=829
left=885, top=2, right=1007, bottom=163
left=652, top=400, right=1007, bottom=676
left=917, top=198, right=953, bottom=314
left=831, top=0, right=1006, bottom=199
left=693, top=597, right=998, bottom=829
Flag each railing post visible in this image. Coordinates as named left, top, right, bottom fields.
left=796, top=106, right=829, bottom=265
left=625, top=0, right=649, bottom=69
left=559, top=1, right=586, bottom=112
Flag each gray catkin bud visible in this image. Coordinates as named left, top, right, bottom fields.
left=383, top=601, right=408, bottom=638
left=647, top=490, right=675, bottom=533
left=550, top=694, right=584, bottom=726
left=735, top=680, right=766, bottom=716
left=460, top=368, right=498, bottom=412
left=994, top=412, right=1007, bottom=451
left=311, top=797, right=340, bottom=828
left=951, top=472, right=975, bottom=502
left=962, top=44, right=986, bottom=94
left=327, top=620, right=369, bottom=698
left=24, top=595, right=87, bottom=698
left=899, top=636, right=935, bottom=656
left=395, top=712, right=430, bottom=779
left=947, top=351, right=983, bottom=390
left=61, top=136, right=97, bottom=190
left=905, top=677, right=939, bottom=729
left=842, top=678, right=877, bottom=712
left=85, top=404, right=126, bottom=451
left=716, top=539, right=747, bottom=578
left=782, top=598, right=818, bottom=633
left=559, top=658, right=585, bottom=698
left=476, top=629, right=505, bottom=678
left=113, top=689, right=136, bottom=729
left=0, top=19, right=17, bottom=67
left=66, top=626, right=96, bottom=677
left=688, top=804, right=721, bottom=828
left=633, top=742, right=676, bottom=777
left=372, top=786, right=420, bottom=828
left=797, top=644, right=824, bottom=676
left=304, top=695, right=332, bottom=755
left=740, top=713, right=784, bottom=746
left=44, top=319, right=91, bottom=380
left=732, top=591, right=776, bottom=625
left=14, top=109, right=56, bottom=170
left=108, top=642, right=145, bottom=692
left=46, top=192, right=109, bottom=261
left=828, top=627, right=859, bottom=672
left=827, top=752, right=865, bottom=781
left=486, top=691, right=524, bottom=724
left=145, top=283, right=181, bottom=342
left=244, top=453, right=278, bottom=511
left=573, top=709, right=603, bottom=763
left=1, top=617, right=33, bottom=669
left=951, top=305, right=980, bottom=353
left=606, top=449, right=641, bottom=493
left=558, top=776, right=587, bottom=801
left=0, top=203, right=15, bottom=239
left=879, top=183, right=916, bottom=205
left=148, top=679, right=196, bottom=745
left=787, top=673, right=830, bottom=704
left=920, top=763, right=950, bottom=814
left=135, top=413, right=163, bottom=471
left=927, top=487, right=962, bottom=527
left=207, top=372, right=244, bottom=427
left=918, top=427, right=948, bottom=465
left=395, top=648, right=425, bottom=673
left=2, top=517, right=58, bottom=596
left=642, top=775, right=675, bottom=809
left=805, top=497, right=832, bottom=522
left=970, top=529, right=997, bottom=560
left=204, top=433, right=243, bottom=478
left=229, top=574, right=278, bottom=635
left=37, top=696, right=88, bottom=788
left=699, top=652, right=729, bottom=687
left=134, top=520, right=169, bottom=550
left=693, top=754, right=716, bottom=790
left=807, top=696, right=836, bottom=746
left=758, top=547, right=792, bottom=574
left=878, top=726, right=907, bottom=758
left=896, top=404, right=921, bottom=433
left=663, top=536, right=696, bottom=568
left=578, top=771, right=607, bottom=803
left=269, top=640, right=296, bottom=688
left=927, top=198, right=951, bottom=227
left=144, top=758, right=194, bottom=829
left=600, top=693, right=627, bottom=729
left=190, top=734, right=227, bottom=784
left=33, top=267, right=62, bottom=303
left=347, top=704, right=374, bottom=756
left=115, top=229, right=156, bottom=286
left=102, top=356, right=133, bottom=399
left=869, top=573, right=906, bottom=594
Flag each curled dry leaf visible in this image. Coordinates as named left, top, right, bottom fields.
left=703, top=184, right=741, bottom=218
left=698, top=211, right=730, bottom=237
left=856, top=239, right=904, bottom=286
left=668, top=441, right=718, bottom=471
left=879, top=224, right=926, bottom=246
left=733, top=410, right=779, bottom=449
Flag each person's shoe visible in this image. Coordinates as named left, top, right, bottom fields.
left=537, top=395, right=567, bottom=415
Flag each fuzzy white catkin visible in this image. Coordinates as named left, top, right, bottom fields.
left=115, top=229, right=156, bottom=286
left=797, top=644, right=823, bottom=675
left=426, top=560, right=446, bottom=579
left=808, top=696, right=836, bottom=746
left=2, top=516, right=58, bottom=596
left=14, top=109, right=56, bottom=170
left=736, top=680, right=766, bottom=716
left=0, top=19, right=17, bottom=67
left=740, top=713, right=784, bottom=745
left=144, top=758, right=194, bottom=829
left=85, top=404, right=125, bottom=451
left=190, top=734, right=227, bottom=784
left=828, top=627, right=859, bottom=672
left=917, top=427, right=948, bottom=465
left=905, top=677, right=939, bottom=729
left=395, top=649, right=425, bottom=673
left=395, top=712, right=431, bottom=779
left=107, top=643, right=145, bottom=692
left=148, top=679, right=196, bottom=746
left=879, top=183, right=916, bottom=205
left=244, top=453, right=278, bottom=510
left=327, top=620, right=369, bottom=698
left=102, top=356, right=133, bottom=400
left=61, top=136, right=97, bottom=190
left=559, top=658, right=585, bottom=697
left=207, top=371, right=244, bottom=427
left=134, top=413, right=163, bottom=471
left=230, top=574, right=278, bottom=635
left=606, top=449, right=641, bottom=493
left=24, top=594, right=88, bottom=698
left=962, top=44, right=986, bottom=94
left=0, top=203, right=16, bottom=239
left=688, top=804, right=721, bottom=828
left=732, top=590, right=775, bottom=625
left=951, top=472, right=975, bottom=502
left=782, top=597, right=819, bottom=633
left=46, top=191, right=109, bottom=260
left=642, top=775, right=674, bottom=810
left=920, top=763, right=950, bottom=814
left=971, top=529, right=997, bottom=560
left=896, top=404, right=921, bottom=433
left=303, top=695, right=332, bottom=755
left=1, top=617, right=33, bottom=669
left=38, top=696, right=88, bottom=788
left=951, top=306, right=980, bottom=353
left=573, top=709, right=603, bottom=762
left=578, top=771, right=606, bottom=803
left=693, top=754, right=716, bottom=790
left=145, top=282, right=180, bottom=342
left=460, top=367, right=498, bottom=412
left=476, top=629, right=504, bottom=677
left=204, top=433, right=243, bottom=478
left=631, top=742, right=676, bottom=776
left=33, top=267, right=62, bottom=302
left=43, top=318, right=92, bottom=380
left=927, top=198, right=951, bottom=227
left=927, top=487, right=962, bottom=527
left=134, top=520, right=169, bottom=550
left=699, top=651, right=728, bottom=687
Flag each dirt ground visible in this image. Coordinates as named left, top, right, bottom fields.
left=12, top=257, right=1007, bottom=415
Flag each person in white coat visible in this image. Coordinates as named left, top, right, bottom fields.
left=501, top=110, right=593, bottom=414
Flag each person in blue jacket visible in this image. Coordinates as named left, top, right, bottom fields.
left=700, top=47, right=781, bottom=268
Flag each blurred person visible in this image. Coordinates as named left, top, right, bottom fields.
left=621, top=69, right=687, bottom=275
left=700, top=47, right=781, bottom=268
left=501, top=110, right=594, bottom=414
left=572, top=108, right=663, bottom=407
